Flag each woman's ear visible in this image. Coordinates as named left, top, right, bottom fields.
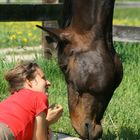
left=25, top=79, right=32, bottom=88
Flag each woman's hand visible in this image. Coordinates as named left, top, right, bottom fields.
left=46, top=104, right=63, bottom=125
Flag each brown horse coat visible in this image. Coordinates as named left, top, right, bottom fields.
left=37, top=0, right=123, bottom=139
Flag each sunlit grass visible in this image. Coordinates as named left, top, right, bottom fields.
left=0, top=42, right=140, bottom=139
left=0, top=22, right=42, bottom=48
left=114, top=8, right=140, bottom=26
left=102, top=42, right=140, bottom=139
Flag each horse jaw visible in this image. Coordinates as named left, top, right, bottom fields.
left=68, top=85, right=104, bottom=140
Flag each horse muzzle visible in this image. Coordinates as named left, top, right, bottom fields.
left=79, top=122, right=103, bottom=140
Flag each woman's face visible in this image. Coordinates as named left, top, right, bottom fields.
left=31, top=68, right=51, bottom=93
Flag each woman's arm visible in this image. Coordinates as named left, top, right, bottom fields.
left=32, top=111, right=49, bottom=140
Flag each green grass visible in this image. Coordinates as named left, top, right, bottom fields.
left=0, top=22, right=42, bottom=48
left=114, top=8, right=140, bottom=20
left=0, top=42, right=140, bottom=139
left=102, top=42, right=140, bottom=139
left=113, top=8, right=140, bottom=26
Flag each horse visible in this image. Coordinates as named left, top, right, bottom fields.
left=37, top=0, right=123, bottom=139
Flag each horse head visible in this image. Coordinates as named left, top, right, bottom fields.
left=37, top=0, right=123, bottom=139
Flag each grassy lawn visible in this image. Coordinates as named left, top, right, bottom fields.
left=0, top=22, right=42, bottom=48
left=102, top=42, right=140, bottom=139
left=0, top=42, right=140, bottom=139
left=114, top=8, right=140, bottom=26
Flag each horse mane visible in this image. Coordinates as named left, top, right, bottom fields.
left=61, top=0, right=73, bottom=28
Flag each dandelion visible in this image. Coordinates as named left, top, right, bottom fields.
left=22, top=38, right=28, bottom=43
left=28, top=32, right=32, bottom=37
left=17, top=31, right=22, bottom=35
left=10, top=34, right=16, bottom=40
left=113, top=18, right=140, bottom=26
left=33, top=26, right=37, bottom=31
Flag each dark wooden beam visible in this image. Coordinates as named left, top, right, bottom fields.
left=0, top=3, right=63, bottom=21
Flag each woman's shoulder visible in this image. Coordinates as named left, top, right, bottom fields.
left=16, top=88, right=48, bottom=110
left=19, top=89, right=48, bottom=99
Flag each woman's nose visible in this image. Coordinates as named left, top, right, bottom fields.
left=46, top=80, right=51, bottom=87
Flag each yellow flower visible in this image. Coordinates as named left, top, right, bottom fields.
left=22, top=38, right=28, bottom=43
left=10, top=34, right=16, bottom=40
left=28, top=32, right=32, bottom=37
left=17, top=31, right=22, bottom=35
left=113, top=19, right=140, bottom=26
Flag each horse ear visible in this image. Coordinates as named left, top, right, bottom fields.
left=36, top=25, right=72, bottom=42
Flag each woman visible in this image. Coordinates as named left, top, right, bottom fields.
left=0, top=61, right=63, bottom=140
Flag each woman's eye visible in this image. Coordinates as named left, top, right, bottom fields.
left=42, top=76, right=46, bottom=80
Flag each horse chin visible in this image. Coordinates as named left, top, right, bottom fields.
left=88, top=123, right=103, bottom=140
left=73, top=121, right=103, bottom=140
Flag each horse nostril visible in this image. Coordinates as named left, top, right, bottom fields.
left=85, top=123, right=89, bottom=128
left=84, top=123, right=90, bottom=140
left=84, top=122, right=100, bottom=140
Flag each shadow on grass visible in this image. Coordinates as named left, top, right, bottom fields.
left=103, top=127, right=140, bottom=140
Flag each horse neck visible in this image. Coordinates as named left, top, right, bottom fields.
left=70, top=0, right=115, bottom=33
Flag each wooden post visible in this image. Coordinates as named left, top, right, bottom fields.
left=42, top=0, right=59, bottom=59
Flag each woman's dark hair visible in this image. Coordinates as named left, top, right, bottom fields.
left=5, top=61, right=40, bottom=94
